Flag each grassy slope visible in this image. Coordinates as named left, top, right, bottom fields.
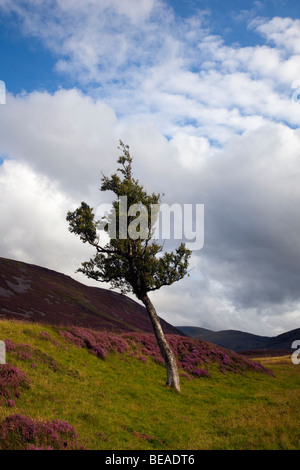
left=0, top=319, right=299, bottom=450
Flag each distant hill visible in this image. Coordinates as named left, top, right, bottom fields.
left=177, top=326, right=299, bottom=353
left=0, top=257, right=182, bottom=335
left=262, top=328, right=300, bottom=350
left=176, top=326, right=213, bottom=338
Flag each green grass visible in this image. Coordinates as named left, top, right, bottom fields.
left=0, top=319, right=299, bottom=450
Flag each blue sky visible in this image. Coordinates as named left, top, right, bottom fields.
left=1, top=0, right=299, bottom=143
left=1, top=1, right=299, bottom=96
left=171, top=0, right=300, bottom=44
left=0, top=30, right=59, bottom=94
left=0, top=0, right=300, bottom=336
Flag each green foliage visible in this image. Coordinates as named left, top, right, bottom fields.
left=67, top=141, right=191, bottom=299
left=66, top=202, right=98, bottom=245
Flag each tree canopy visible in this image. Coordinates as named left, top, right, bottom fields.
left=67, top=141, right=191, bottom=301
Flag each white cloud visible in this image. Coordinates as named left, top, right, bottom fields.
left=0, top=159, right=95, bottom=277
left=0, top=0, right=169, bottom=84
left=1, top=2, right=300, bottom=144
left=252, top=16, right=300, bottom=54
left=0, top=3, right=300, bottom=335
left=0, top=89, right=118, bottom=196
left=170, top=132, right=211, bottom=170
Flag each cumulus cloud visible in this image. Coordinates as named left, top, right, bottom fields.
left=0, top=2, right=300, bottom=335
left=0, top=0, right=169, bottom=84
left=252, top=16, right=300, bottom=54
left=3, top=1, right=300, bottom=142
left=185, top=123, right=300, bottom=333
left=139, top=122, right=300, bottom=335
left=0, top=159, right=94, bottom=278
left=0, top=89, right=119, bottom=197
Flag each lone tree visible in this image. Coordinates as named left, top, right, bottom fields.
left=66, top=142, right=191, bottom=392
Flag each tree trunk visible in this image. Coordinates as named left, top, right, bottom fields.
left=141, top=293, right=180, bottom=393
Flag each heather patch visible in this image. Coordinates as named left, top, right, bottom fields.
left=122, top=333, right=272, bottom=377
left=0, top=364, right=30, bottom=406
left=5, top=339, right=60, bottom=371
left=59, top=326, right=129, bottom=360
left=0, top=414, right=84, bottom=450
left=167, top=335, right=273, bottom=377
left=58, top=327, right=272, bottom=378
left=0, top=319, right=297, bottom=450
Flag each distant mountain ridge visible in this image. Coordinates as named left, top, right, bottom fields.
left=177, top=326, right=300, bottom=353
left=0, top=257, right=182, bottom=335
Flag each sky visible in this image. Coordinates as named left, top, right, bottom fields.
left=0, top=0, right=300, bottom=337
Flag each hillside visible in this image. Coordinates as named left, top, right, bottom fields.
left=0, top=258, right=298, bottom=450
left=177, top=326, right=299, bottom=353
left=2, top=319, right=296, bottom=451
left=0, top=257, right=181, bottom=335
